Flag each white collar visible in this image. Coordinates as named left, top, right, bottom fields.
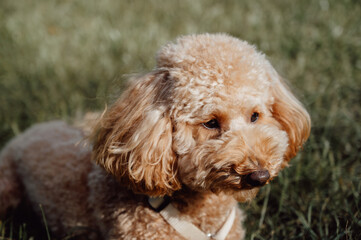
left=148, top=196, right=236, bottom=240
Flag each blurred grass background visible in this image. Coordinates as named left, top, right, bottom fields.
left=0, top=0, right=360, bottom=239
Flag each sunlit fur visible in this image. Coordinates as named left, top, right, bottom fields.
left=94, top=33, right=311, bottom=201
left=0, top=34, right=310, bottom=239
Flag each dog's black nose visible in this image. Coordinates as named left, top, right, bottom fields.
left=245, top=170, right=270, bottom=187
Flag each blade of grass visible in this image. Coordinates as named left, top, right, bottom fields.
left=0, top=220, right=4, bottom=239
left=294, top=209, right=318, bottom=239
left=258, top=184, right=271, bottom=229
left=9, top=218, right=13, bottom=240
left=39, top=204, right=51, bottom=240
left=19, top=223, right=22, bottom=239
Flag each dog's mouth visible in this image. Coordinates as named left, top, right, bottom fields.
left=208, top=168, right=270, bottom=202
left=212, top=168, right=272, bottom=191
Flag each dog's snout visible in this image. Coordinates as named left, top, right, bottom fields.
left=245, top=170, right=270, bottom=187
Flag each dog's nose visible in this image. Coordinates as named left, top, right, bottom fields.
left=245, top=170, right=270, bottom=187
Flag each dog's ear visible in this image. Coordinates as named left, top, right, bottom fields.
left=92, top=71, right=181, bottom=196
left=268, top=65, right=311, bottom=164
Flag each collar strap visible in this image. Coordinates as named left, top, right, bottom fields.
left=148, top=197, right=236, bottom=240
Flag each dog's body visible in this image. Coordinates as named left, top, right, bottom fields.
left=0, top=34, right=310, bottom=239
left=0, top=121, right=243, bottom=239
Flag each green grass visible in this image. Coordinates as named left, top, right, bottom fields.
left=1, top=0, right=360, bottom=239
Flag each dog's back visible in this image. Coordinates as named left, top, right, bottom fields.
left=0, top=121, right=95, bottom=237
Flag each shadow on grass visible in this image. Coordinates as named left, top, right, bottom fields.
left=1, top=201, right=48, bottom=240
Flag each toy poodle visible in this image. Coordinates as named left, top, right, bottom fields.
left=0, top=33, right=310, bottom=240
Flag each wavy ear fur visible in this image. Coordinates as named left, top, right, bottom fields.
left=269, top=67, right=311, bottom=163
left=92, top=70, right=181, bottom=196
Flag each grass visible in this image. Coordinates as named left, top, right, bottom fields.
left=0, top=0, right=360, bottom=239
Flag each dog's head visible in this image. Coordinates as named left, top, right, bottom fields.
left=92, top=34, right=310, bottom=202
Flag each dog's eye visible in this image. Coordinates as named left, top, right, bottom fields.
left=202, top=119, right=220, bottom=129
left=251, top=112, right=259, bottom=123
